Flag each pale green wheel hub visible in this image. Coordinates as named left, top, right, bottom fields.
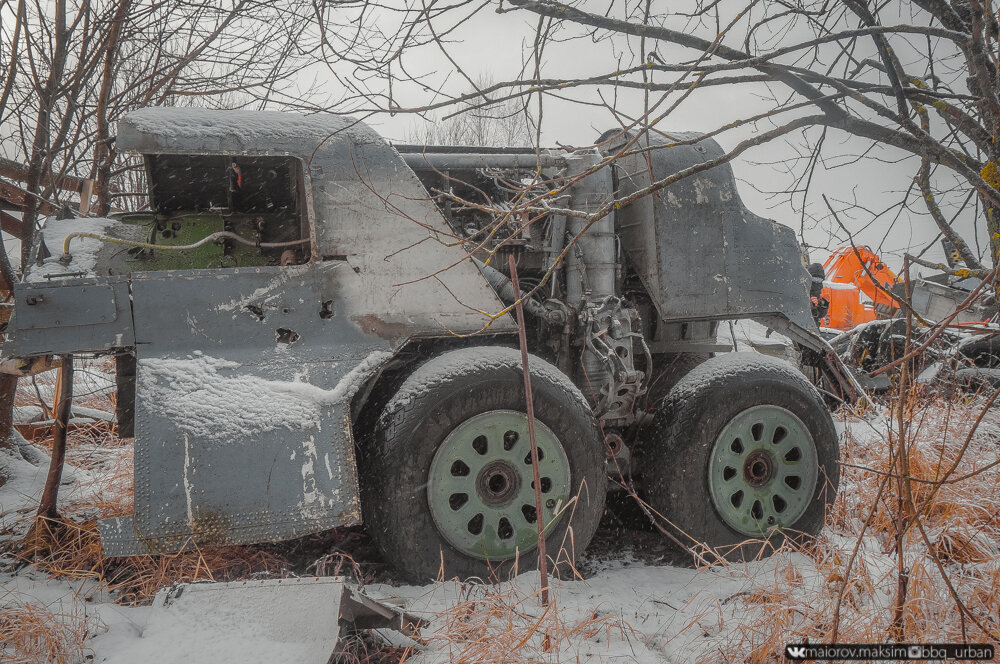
left=708, top=405, right=819, bottom=536
left=426, top=410, right=572, bottom=560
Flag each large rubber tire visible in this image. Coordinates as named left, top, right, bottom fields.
left=359, top=346, right=607, bottom=582
left=643, top=352, right=839, bottom=560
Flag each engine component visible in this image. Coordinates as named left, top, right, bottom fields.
left=562, top=151, right=617, bottom=306
left=578, top=296, right=651, bottom=425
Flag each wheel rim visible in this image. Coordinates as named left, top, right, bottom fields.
left=708, top=405, right=819, bottom=537
left=427, top=410, right=572, bottom=560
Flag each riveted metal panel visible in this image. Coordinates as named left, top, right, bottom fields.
left=122, top=263, right=390, bottom=552
left=97, top=515, right=150, bottom=557
left=6, top=277, right=134, bottom=356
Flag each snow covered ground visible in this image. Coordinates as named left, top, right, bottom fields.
left=1, top=535, right=817, bottom=664
left=2, top=362, right=999, bottom=663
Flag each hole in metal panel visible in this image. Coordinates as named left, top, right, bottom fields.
left=467, top=513, right=484, bottom=535
left=276, top=328, right=299, bottom=343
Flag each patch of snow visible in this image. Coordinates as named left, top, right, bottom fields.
left=823, top=280, right=859, bottom=291
left=0, top=452, right=49, bottom=526
left=26, top=412, right=116, bottom=427
left=718, top=319, right=801, bottom=366
left=719, top=319, right=793, bottom=354
left=137, top=351, right=392, bottom=442
left=24, top=217, right=114, bottom=282
left=216, top=270, right=296, bottom=313
left=120, top=107, right=373, bottom=147
left=71, top=405, right=116, bottom=422
left=12, top=405, right=43, bottom=424
left=91, top=581, right=337, bottom=664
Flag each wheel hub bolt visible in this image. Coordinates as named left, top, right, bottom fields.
left=743, top=450, right=774, bottom=488
left=476, top=460, right=521, bottom=506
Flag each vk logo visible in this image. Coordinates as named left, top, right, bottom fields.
left=786, top=645, right=807, bottom=659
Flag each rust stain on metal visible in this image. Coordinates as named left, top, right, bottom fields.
left=188, top=511, right=232, bottom=545
left=351, top=313, right=410, bottom=339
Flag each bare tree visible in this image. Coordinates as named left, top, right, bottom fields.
left=406, top=75, right=534, bottom=147
left=0, top=0, right=327, bottom=452
left=313, top=0, right=999, bottom=309
left=89, top=0, right=328, bottom=214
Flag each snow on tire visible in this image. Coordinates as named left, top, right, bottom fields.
left=643, top=352, right=840, bottom=560
left=359, top=346, right=607, bottom=582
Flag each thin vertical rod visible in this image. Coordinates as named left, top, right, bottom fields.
left=507, top=253, right=549, bottom=605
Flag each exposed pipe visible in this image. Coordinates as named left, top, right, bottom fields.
left=401, top=152, right=564, bottom=171
left=60, top=231, right=310, bottom=264
left=563, top=151, right=617, bottom=305
left=561, top=151, right=621, bottom=407
left=472, top=257, right=549, bottom=320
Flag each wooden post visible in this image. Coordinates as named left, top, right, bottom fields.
left=36, top=354, right=72, bottom=519
left=507, top=253, right=550, bottom=605
left=78, top=179, right=94, bottom=216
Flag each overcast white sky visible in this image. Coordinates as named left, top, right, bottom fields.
left=3, top=0, right=984, bottom=274
left=332, top=0, right=980, bottom=273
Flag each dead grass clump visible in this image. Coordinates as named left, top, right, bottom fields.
left=0, top=599, right=94, bottom=664
left=335, top=630, right=414, bottom=664
left=710, top=393, right=1000, bottom=661
left=426, top=582, right=629, bottom=663
left=60, top=445, right=134, bottom=520
left=21, top=516, right=288, bottom=605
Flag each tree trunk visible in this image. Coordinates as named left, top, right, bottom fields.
left=94, top=0, right=131, bottom=217
left=0, top=212, right=16, bottom=298
left=0, top=374, right=17, bottom=452
left=0, top=219, right=17, bottom=453
left=35, top=355, right=72, bottom=519
left=19, top=0, right=69, bottom=270
left=988, top=204, right=1000, bottom=317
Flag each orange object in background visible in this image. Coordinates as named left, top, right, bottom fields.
left=819, top=247, right=898, bottom=330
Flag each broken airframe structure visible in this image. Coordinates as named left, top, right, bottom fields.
left=2, top=108, right=842, bottom=580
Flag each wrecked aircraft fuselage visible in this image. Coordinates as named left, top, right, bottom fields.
left=1, top=108, right=839, bottom=579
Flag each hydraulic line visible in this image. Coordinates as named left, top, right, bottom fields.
left=472, top=257, right=549, bottom=320
left=59, top=231, right=310, bottom=264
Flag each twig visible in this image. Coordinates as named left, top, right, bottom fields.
left=508, top=252, right=550, bottom=606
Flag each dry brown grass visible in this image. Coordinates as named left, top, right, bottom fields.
left=0, top=596, right=94, bottom=664
left=20, top=515, right=290, bottom=606
left=422, top=581, right=631, bottom=663
left=707, top=391, right=1000, bottom=662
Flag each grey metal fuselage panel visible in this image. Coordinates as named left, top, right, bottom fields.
left=127, top=263, right=385, bottom=551
left=614, top=133, right=816, bottom=332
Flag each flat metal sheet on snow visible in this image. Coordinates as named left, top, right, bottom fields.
left=114, top=577, right=420, bottom=664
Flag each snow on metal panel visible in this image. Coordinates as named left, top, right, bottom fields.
left=117, top=107, right=515, bottom=337
left=127, top=263, right=390, bottom=551
left=24, top=217, right=116, bottom=282
left=134, top=578, right=347, bottom=663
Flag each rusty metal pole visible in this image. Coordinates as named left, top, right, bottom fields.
left=507, top=253, right=549, bottom=605
left=36, top=354, right=72, bottom=519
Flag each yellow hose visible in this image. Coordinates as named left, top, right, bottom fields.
left=60, top=231, right=310, bottom=264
